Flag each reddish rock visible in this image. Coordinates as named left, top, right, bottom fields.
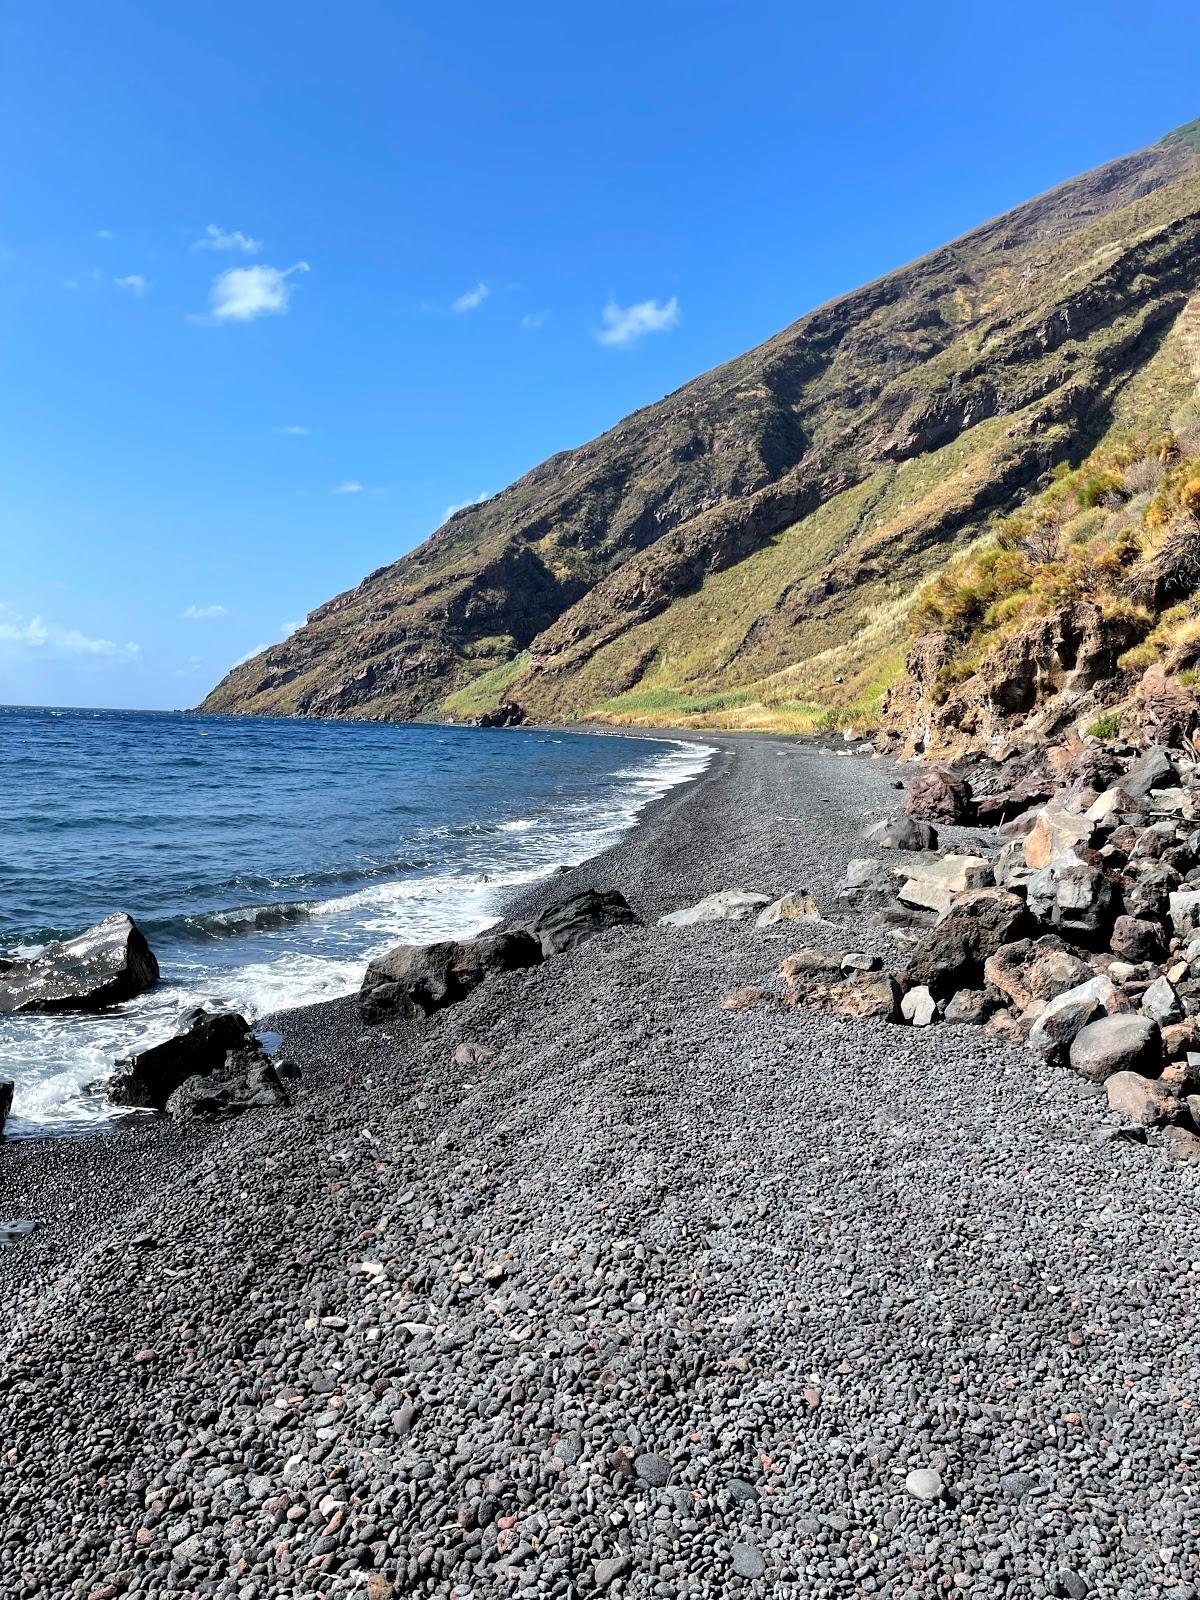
left=1104, top=1070, right=1178, bottom=1127
left=1110, top=915, right=1166, bottom=964
left=906, top=767, right=973, bottom=824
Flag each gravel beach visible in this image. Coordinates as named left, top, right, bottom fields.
left=2, top=735, right=1199, bottom=1599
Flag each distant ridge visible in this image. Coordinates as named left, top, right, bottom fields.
left=200, top=126, right=1200, bottom=731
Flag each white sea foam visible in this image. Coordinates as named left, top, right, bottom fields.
left=1, top=734, right=713, bottom=1137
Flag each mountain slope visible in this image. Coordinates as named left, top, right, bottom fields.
left=200, top=125, right=1200, bottom=727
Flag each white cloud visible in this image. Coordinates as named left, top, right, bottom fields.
left=115, top=274, right=147, bottom=297
left=452, top=282, right=490, bottom=313
left=175, top=655, right=203, bottom=677
left=63, top=278, right=80, bottom=291
left=95, top=228, right=114, bottom=241
left=521, top=310, right=550, bottom=331
left=596, top=295, right=680, bottom=347
left=0, top=605, right=140, bottom=660
left=333, top=479, right=363, bottom=495
left=195, top=224, right=262, bottom=254
left=182, top=603, right=230, bottom=620
left=232, top=642, right=271, bottom=668
left=443, top=492, right=489, bottom=519
left=275, top=424, right=309, bottom=436
left=282, top=618, right=305, bottom=636
left=208, top=261, right=309, bottom=323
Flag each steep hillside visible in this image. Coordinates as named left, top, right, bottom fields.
left=200, top=124, right=1200, bottom=728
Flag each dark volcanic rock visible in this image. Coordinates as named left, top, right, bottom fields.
left=1110, top=914, right=1166, bottom=964
left=521, top=889, right=641, bottom=957
left=905, top=767, right=973, bottom=824
left=109, top=1008, right=255, bottom=1110
left=165, top=1050, right=294, bottom=1122
left=0, top=1079, right=12, bottom=1137
left=0, top=913, right=159, bottom=1015
left=902, top=889, right=1031, bottom=998
left=360, top=931, right=543, bottom=1024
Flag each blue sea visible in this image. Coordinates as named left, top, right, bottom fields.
left=0, top=707, right=711, bottom=1139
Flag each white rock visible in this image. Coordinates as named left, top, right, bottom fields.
left=659, top=890, right=771, bottom=928
left=901, top=985, right=937, bottom=1026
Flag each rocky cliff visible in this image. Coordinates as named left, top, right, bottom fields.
left=199, top=123, right=1200, bottom=729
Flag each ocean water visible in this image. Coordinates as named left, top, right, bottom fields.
left=0, top=707, right=712, bottom=1139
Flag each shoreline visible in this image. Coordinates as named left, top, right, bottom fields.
left=0, top=727, right=738, bottom=1269
left=8, top=733, right=1194, bottom=1594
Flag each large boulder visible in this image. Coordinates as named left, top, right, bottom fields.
left=659, top=890, right=770, bottom=927
left=0, top=1079, right=12, bottom=1138
left=109, top=1008, right=255, bottom=1109
left=1121, top=746, right=1176, bottom=802
left=898, top=855, right=993, bottom=917
left=165, top=1049, right=295, bottom=1121
left=1023, top=807, right=1095, bottom=871
left=1027, top=976, right=1119, bottom=1058
left=865, top=815, right=938, bottom=851
left=359, top=930, right=542, bottom=1024
left=1026, top=858, right=1120, bottom=946
left=0, top=913, right=159, bottom=1015
left=520, top=889, right=639, bottom=956
left=812, top=971, right=901, bottom=1021
left=906, top=768, right=973, bottom=824
left=1168, top=889, right=1200, bottom=940
left=901, top=889, right=1030, bottom=998
left=779, top=948, right=846, bottom=987
left=1110, top=915, right=1166, bottom=964
left=756, top=891, right=822, bottom=927
left=983, top=938, right=1092, bottom=1012
left=1069, top=1014, right=1162, bottom=1083
left=1104, top=1071, right=1178, bottom=1127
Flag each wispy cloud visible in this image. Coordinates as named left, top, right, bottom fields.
left=175, top=655, right=204, bottom=677
left=195, top=224, right=262, bottom=254
left=596, top=295, right=680, bottom=347
left=274, top=424, right=309, bottom=436
left=206, top=261, right=309, bottom=323
left=115, top=274, right=147, bottom=297
left=282, top=618, right=305, bottom=636
left=443, top=492, right=489, bottom=519
left=333, top=480, right=364, bottom=495
left=232, top=642, right=271, bottom=669
left=63, top=278, right=80, bottom=291
left=95, top=228, right=115, bottom=241
left=181, top=603, right=230, bottom=621
left=452, top=282, right=490, bottom=313
left=520, top=310, right=550, bottom=331
left=0, top=605, right=140, bottom=660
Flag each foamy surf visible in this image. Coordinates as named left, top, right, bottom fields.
left=0, top=718, right=713, bottom=1139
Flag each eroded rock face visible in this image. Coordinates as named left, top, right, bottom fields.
left=360, top=931, right=543, bottom=1024
left=0, top=914, right=159, bottom=1015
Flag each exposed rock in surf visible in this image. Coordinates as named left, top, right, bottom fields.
left=109, top=1008, right=256, bottom=1111
left=0, top=913, right=159, bottom=1015
left=0, top=1079, right=12, bottom=1138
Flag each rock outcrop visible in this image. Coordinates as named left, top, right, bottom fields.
left=0, top=914, right=159, bottom=1015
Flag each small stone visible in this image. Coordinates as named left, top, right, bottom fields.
left=905, top=1468, right=943, bottom=1503
left=998, top=1471, right=1037, bottom=1497
left=633, top=1452, right=672, bottom=1487
left=730, top=1543, right=766, bottom=1579
left=1054, top=1571, right=1090, bottom=1600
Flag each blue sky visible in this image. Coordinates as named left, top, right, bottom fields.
left=2, top=0, right=1197, bottom=709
